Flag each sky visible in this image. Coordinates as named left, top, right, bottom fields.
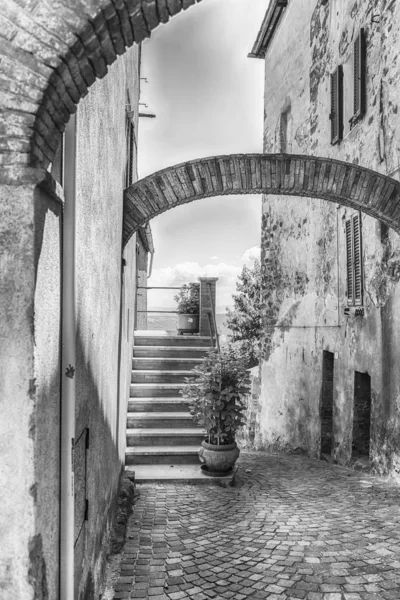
left=137, top=0, right=268, bottom=310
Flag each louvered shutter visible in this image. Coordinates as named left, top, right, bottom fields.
left=346, top=218, right=354, bottom=304
left=353, top=29, right=366, bottom=121
left=330, top=65, right=343, bottom=145
left=125, top=120, right=135, bottom=187
left=353, top=213, right=363, bottom=305
left=128, top=122, right=134, bottom=186
left=346, top=213, right=363, bottom=306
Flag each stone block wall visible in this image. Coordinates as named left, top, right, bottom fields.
left=258, top=0, right=400, bottom=480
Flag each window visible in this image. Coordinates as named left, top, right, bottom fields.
left=330, top=28, right=366, bottom=142
left=125, top=119, right=135, bottom=188
left=330, top=65, right=343, bottom=144
left=345, top=212, right=363, bottom=306
left=352, top=28, right=366, bottom=123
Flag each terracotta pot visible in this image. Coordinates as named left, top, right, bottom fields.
left=198, top=440, right=240, bottom=473
left=177, top=313, right=199, bottom=334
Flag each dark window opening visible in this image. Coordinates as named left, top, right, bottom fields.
left=352, top=371, right=371, bottom=458
left=380, top=222, right=389, bottom=244
left=330, top=65, right=343, bottom=145
left=320, top=351, right=334, bottom=456
left=346, top=212, right=363, bottom=306
left=352, top=28, right=366, bottom=126
left=125, top=120, right=135, bottom=188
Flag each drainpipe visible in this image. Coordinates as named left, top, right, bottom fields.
left=60, top=112, right=77, bottom=600
left=147, top=251, right=154, bottom=279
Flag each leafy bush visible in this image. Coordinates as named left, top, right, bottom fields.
left=174, top=282, right=200, bottom=315
left=182, top=345, right=250, bottom=446
left=225, top=259, right=262, bottom=368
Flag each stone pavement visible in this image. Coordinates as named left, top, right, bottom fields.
left=105, top=452, right=400, bottom=600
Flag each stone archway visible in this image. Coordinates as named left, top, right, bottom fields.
left=0, top=0, right=202, bottom=184
left=123, top=153, right=400, bottom=246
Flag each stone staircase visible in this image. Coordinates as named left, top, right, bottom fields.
left=125, top=331, right=211, bottom=481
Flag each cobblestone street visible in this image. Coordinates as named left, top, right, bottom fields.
left=107, top=452, right=400, bottom=600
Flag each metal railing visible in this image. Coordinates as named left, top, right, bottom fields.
left=206, top=282, right=220, bottom=353
left=136, top=286, right=181, bottom=314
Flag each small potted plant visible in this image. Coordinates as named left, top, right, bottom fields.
left=174, top=282, right=200, bottom=334
left=182, top=345, right=250, bottom=474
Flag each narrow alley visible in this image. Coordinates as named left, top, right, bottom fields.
left=104, top=453, right=400, bottom=600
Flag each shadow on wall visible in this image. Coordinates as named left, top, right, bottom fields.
left=74, top=330, right=124, bottom=600
left=32, top=186, right=63, bottom=600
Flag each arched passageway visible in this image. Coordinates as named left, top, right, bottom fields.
left=0, top=0, right=202, bottom=183
left=123, top=153, right=400, bottom=246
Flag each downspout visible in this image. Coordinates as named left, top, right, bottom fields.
left=60, top=112, right=77, bottom=600
left=147, top=251, right=154, bottom=279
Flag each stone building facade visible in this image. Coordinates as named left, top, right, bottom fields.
left=251, top=0, right=400, bottom=480
left=0, top=43, right=151, bottom=599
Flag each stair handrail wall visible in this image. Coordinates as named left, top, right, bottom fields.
left=207, top=282, right=220, bottom=353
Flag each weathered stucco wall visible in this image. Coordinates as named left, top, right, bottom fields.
left=74, top=46, right=140, bottom=599
left=1, top=184, right=38, bottom=599
left=259, top=0, right=400, bottom=480
left=0, top=45, right=141, bottom=599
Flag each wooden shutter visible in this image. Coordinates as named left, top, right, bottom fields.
left=346, top=213, right=363, bottom=306
left=346, top=218, right=354, bottom=304
left=330, top=65, right=343, bottom=145
left=353, top=213, right=363, bottom=305
left=353, top=29, right=366, bottom=121
left=125, top=120, right=135, bottom=187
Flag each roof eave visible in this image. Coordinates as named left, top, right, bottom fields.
left=248, top=0, right=288, bottom=59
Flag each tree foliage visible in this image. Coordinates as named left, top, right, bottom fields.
left=225, top=259, right=262, bottom=367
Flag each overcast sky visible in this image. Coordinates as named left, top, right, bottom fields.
left=138, top=0, right=268, bottom=309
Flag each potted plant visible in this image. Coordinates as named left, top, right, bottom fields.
left=174, top=282, right=200, bottom=334
left=182, top=345, right=250, bottom=474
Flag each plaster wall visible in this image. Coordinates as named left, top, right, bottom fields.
left=259, top=0, right=400, bottom=480
left=0, top=184, right=37, bottom=599
left=0, top=44, right=141, bottom=599
left=74, top=46, right=140, bottom=599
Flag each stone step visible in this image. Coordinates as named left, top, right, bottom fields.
left=125, top=464, right=236, bottom=484
left=132, top=357, right=203, bottom=370
left=128, top=398, right=191, bottom=413
left=134, top=333, right=212, bottom=347
left=127, top=412, right=195, bottom=429
left=125, top=445, right=200, bottom=465
left=130, top=383, right=191, bottom=398
left=131, top=370, right=198, bottom=384
left=133, top=346, right=209, bottom=359
left=126, top=428, right=205, bottom=447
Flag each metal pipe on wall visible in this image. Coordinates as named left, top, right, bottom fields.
left=60, top=112, right=77, bottom=600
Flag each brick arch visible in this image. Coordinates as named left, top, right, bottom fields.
left=0, top=0, right=201, bottom=184
left=123, top=153, right=400, bottom=246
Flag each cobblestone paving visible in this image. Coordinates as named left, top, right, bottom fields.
left=111, top=452, right=400, bottom=600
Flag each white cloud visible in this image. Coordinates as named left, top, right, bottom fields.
left=242, top=245, right=261, bottom=263
left=210, top=255, right=220, bottom=260
left=148, top=261, right=241, bottom=308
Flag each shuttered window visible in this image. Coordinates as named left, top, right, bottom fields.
left=346, top=213, right=363, bottom=306
left=330, top=65, right=343, bottom=145
left=353, top=28, right=366, bottom=122
left=125, top=120, right=135, bottom=188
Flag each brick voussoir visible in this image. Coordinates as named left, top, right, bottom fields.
left=111, top=0, right=135, bottom=48
left=103, top=3, right=127, bottom=55
left=141, top=0, right=160, bottom=31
